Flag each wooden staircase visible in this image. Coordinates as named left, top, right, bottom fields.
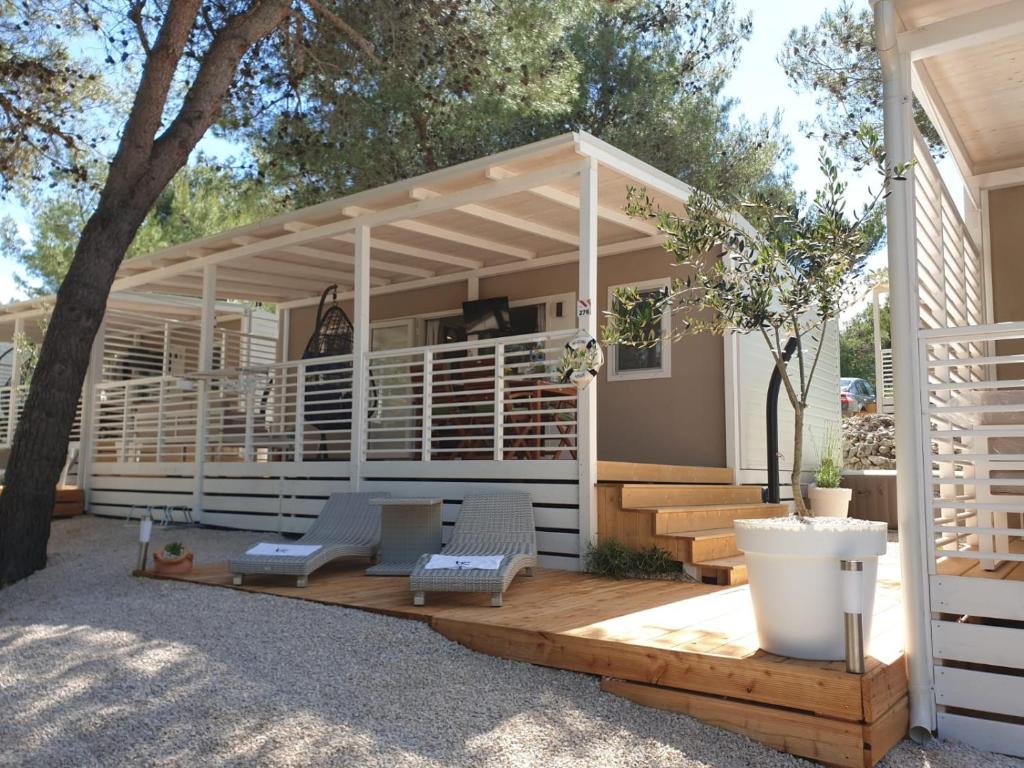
left=596, top=462, right=785, bottom=585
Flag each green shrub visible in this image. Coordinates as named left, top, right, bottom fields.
left=631, top=546, right=676, bottom=576
left=814, top=422, right=843, bottom=488
left=163, top=542, right=184, bottom=557
left=585, top=539, right=677, bottom=579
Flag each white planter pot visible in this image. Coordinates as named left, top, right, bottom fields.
left=734, top=517, right=888, bottom=660
left=809, top=485, right=853, bottom=518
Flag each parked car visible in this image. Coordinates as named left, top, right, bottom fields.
left=840, top=377, right=876, bottom=414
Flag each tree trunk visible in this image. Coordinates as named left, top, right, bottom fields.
left=0, top=0, right=291, bottom=585
left=791, top=404, right=807, bottom=516
left=0, top=196, right=150, bottom=583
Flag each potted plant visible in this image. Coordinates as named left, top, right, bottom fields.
left=605, top=127, right=904, bottom=661
left=809, top=424, right=852, bottom=517
left=153, top=542, right=194, bottom=576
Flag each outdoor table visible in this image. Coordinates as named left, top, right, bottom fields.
left=365, top=497, right=443, bottom=576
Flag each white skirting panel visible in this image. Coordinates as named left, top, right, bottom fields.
left=935, top=666, right=1024, bottom=720
left=89, top=461, right=197, bottom=518
left=88, top=458, right=582, bottom=569
left=931, top=619, right=1021, bottom=668
left=937, top=713, right=1024, bottom=758
left=201, top=461, right=353, bottom=535
left=930, top=575, right=1024, bottom=621
left=362, top=460, right=582, bottom=571
left=930, top=575, right=1024, bottom=757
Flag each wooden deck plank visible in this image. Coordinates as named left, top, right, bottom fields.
left=159, top=559, right=904, bottom=725
left=596, top=461, right=734, bottom=485
left=600, top=678, right=867, bottom=768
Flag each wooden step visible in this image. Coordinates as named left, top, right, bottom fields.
left=646, top=503, right=783, bottom=535
left=621, top=483, right=763, bottom=509
left=599, top=677, right=907, bottom=768
left=597, top=461, right=734, bottom=485
left=692, top=555, right=747, bottom=586
left=658, top=527, right=740, bottom=562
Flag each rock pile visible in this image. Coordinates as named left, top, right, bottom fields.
left=843, top=412, right=896, bottom=470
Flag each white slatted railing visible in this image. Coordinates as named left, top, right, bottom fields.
left=0, top=383, right=82, bottom=448
left=913, top=130, right=986, bottom=333
left=102, top=308, right=276, bottom=381
left=920, top=322, right=1024, bottom=744
left=203, top=353, right=354, bottom=462
left=92, top=376, right=199, bottom=463
left=366, top=330, right=578, bottom=461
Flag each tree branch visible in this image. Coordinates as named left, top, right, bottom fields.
left=148, top=0, right=292, bottom=185
left=302, top=0, right=382, bottom=67
left=129, top=1, right=152, bottom=54
left=802, top=320, right=829, bottom=403
left=108, top=0, right=202, bottom=186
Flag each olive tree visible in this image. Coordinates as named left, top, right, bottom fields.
left=604, top=128, right=908, bottom=515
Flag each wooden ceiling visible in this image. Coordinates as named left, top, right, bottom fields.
left=896, top=0, right=1024, bottom=177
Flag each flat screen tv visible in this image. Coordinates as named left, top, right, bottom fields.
left=462, top=297, right=511, bottom=337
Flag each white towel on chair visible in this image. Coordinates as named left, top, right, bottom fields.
left=424, top=554, right=504, bottom=570
left=246, top=543, right=322, bottom=557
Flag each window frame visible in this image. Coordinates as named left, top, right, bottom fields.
left=606, top=278, right=672, bottom=382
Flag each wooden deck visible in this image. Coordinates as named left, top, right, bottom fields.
left=159, top=548, right=908, bottom=767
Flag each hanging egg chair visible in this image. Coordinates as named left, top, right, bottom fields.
left=302, top=285, right=354, bottom=454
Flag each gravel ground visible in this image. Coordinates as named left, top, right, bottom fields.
left=1, top=516, right=1020, bottom=768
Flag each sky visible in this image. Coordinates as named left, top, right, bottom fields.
left=0, top=1, right=963, bottom=306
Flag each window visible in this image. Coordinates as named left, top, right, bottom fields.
left=607, top=279, right=672, bottom=381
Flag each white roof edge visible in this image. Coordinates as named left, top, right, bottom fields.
left=0, top=290, right=264, bottom=323
left=574, top=131, right=694, bottom=205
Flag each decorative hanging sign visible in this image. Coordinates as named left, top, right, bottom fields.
left=559, top=330, right=604, bottom=390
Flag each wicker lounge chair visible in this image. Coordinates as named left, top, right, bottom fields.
left=229, top=492, right=386, bottom=587
left=409, top=493, right=537, bottom=607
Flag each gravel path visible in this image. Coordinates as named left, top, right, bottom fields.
left=0, top=516, right=1020, bottom=768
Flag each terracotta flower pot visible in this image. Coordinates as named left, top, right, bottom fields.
left=153, top=548, right=194, bottom=576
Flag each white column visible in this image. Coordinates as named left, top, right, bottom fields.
left=78, top=319, right=105, bottom=501
left=6, top=317, right=23, bottom=444
left=577, top=158, right=599, bottom=554
left=193, top=265, right=217, bottom=516
left=350, top=225, right=371, bottom=490
left=876, top=0, right=936, bottom=741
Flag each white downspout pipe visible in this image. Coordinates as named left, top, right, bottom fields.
left=873, top=0, right=936, bottom=743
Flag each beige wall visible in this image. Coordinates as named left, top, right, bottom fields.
left=988, top=185, right=1024, bottom=377
left=285, top=247, right=726, bottom=467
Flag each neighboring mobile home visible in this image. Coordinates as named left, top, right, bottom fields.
left=0, top=132, right=838, bottom=571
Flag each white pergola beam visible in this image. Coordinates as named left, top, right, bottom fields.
left=283, top=222, right=478, bottom=271
left=900, top=2, right=1024, bottom=61
left=109, top=160, right=583, bottom=293
left=911, top=60, right=977, bottom=180
left=158, top=275, right=324, bottom=302
left=968, top=164, right=1024, bottom=191
left=283, top=244, right=420, bottom=282
left=277, top=234, right=663, bottom=310
left=343, top=205, right=536, bottom=260
left=243, top=255, right=361, bottom=286
left=410, top=186, right=579, bottom=246
left=486, top=165, right=658, bottom=236
left=334, top=232, right=481, bottom=270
